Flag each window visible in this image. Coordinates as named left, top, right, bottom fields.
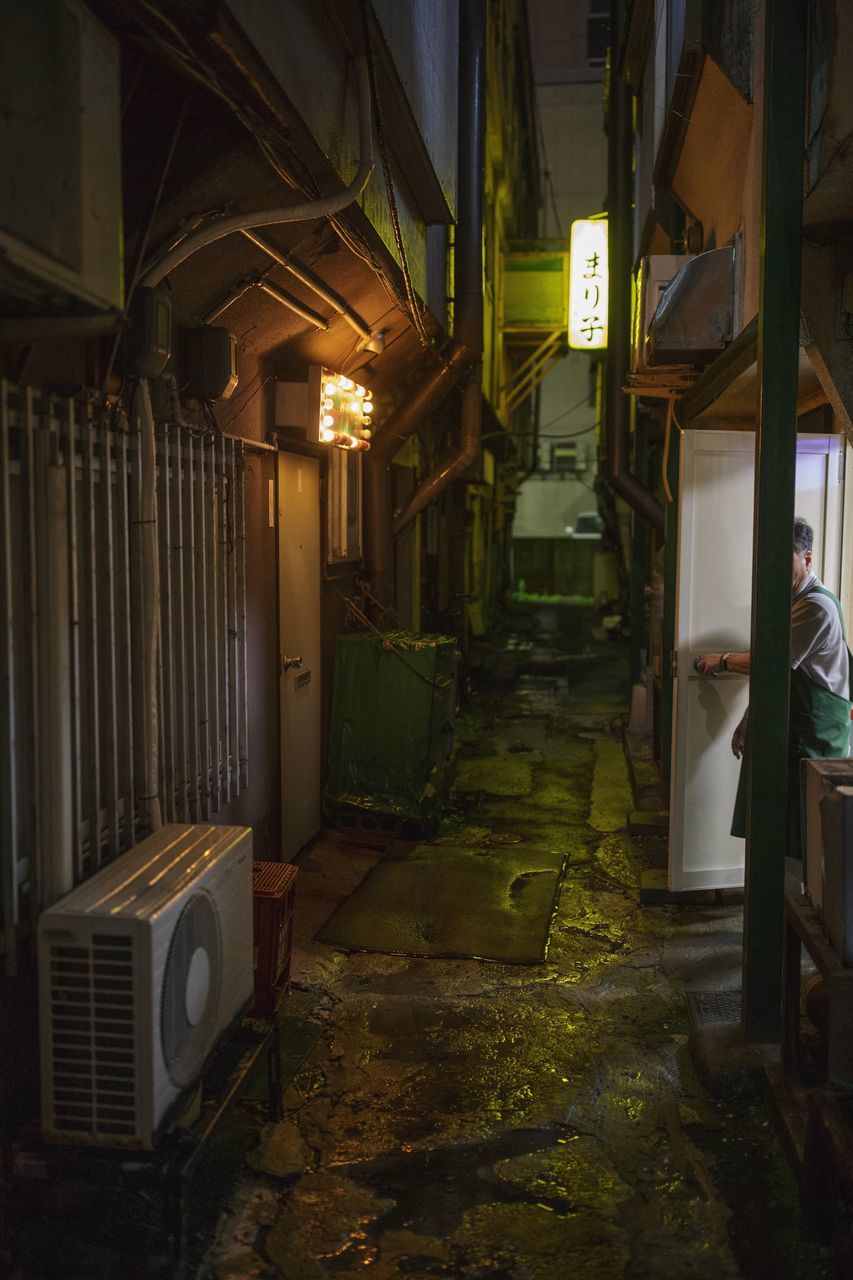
left=587, top=1, right=610, bottom=68
left=327, top=448, right=362, bottom=562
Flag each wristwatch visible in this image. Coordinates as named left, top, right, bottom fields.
left=720, top=652, right=732, bottom=672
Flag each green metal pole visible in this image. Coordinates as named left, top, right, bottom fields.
left=742, top=0, right=806, bottom=1043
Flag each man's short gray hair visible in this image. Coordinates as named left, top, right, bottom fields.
left=793, top=517, right=813, bottom=555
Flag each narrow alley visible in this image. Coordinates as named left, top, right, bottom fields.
left=199, top=610, right=829, bottom=1280
left=5, top=0, right=853, bottom=1275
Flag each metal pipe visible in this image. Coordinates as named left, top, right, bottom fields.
left=235, top=448, right=249, bottom=790
left=82, top=405, right=102, bottom=857
left=170, top=430, right=188, bottom=822
left=0, top=381, right=20, bottom=969
left=205, top=441, right=220, bottom=812
left=158, top=428, right=175, bottom=821
left=184, top=435, right=201, bottom=820
left=365, top=0, right=486, bottom=596
left=394, top=365, right=482, bottom=535
left=99, top=417, right=120, bottom=856
left=141, top=58, right=373, bottom=287
left=222, top=431, right=277, bottom=454
left=203, top=278, right=258, bottom=325
left=195, top=437, right=211, bottom=819
left=741, top=0, right=807, bottom=1044
left=605, top=0, right=664, bottom=535
left=116, top=421, right=136, bottom=845
left=136, top=380, right=162, bottom=833
left=256, top=279, right=329, bottom=331
left=240, top=228, right=372, bottom=341
left=64, top=398, right=85, bottom=863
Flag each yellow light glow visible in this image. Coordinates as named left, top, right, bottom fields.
left=320, top=427, right=336, bottom=443
left=362, top=428, right=372, bottom=439
left=324, top=382, right=337, bottom=397
left=362, top=400, right=373, bottom=415
left=362, top=416, right=371, bottom=426
left=568, top=218, right=608, bottom=350
left=338, top=375, right=354, bottom=391
left=354, top=384, right=366, bottom=397
left=323, top=413, right=334, bottom=428
left=348, top=399, right=362, bottom=413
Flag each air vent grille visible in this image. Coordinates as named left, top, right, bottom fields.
left=48, top=935, right=137, bottom=1138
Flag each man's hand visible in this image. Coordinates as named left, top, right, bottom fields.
left=731, top=718, right=746, bottom=759
left=695, top=653, right=724, bottom=678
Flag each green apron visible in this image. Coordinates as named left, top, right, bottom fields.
left=731, top=582, right=853, bottom=855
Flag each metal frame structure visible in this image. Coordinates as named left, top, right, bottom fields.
left=0, top=382, right=249, bottom=970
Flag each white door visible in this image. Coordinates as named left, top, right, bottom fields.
left=278, top=453, right=322, bottom=858
left=668, top=431, right=843, bottom=891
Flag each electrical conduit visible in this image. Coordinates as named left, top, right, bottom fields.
left=140, top=58, right=374, bottom=288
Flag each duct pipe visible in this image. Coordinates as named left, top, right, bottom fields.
left=393, top=365, right=481, bottom=535
left=136, top=380, right=162, bottom=833
left=605, top=0, right=664, bottom=534
left=365, top=0, right=485, bottom=592
left=140, top=58, right=373, bottom=287
left=240, top=229, right=375, bottom=344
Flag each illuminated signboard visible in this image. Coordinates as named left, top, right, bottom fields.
left=314, top=367, right=373, bottom=451
left=568, top=218, right=608, bottom=351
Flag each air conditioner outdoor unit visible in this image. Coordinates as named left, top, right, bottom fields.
left=39, top=824, right=254, bottom=1149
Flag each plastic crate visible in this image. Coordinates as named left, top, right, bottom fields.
left=252, top=861, right=298, bottom=1019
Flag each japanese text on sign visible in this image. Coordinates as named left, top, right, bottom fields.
left=568, top=218, right=608, bottom=350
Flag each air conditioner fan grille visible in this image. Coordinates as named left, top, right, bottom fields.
left=161, top=892, right=222, bottom=1087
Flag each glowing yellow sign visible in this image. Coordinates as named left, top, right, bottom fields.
left=568, top=218, right=608, bottom=350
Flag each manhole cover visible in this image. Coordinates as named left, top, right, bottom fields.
left=684, top=990, right=742, bottom=1028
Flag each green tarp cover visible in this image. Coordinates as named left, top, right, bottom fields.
left=325, top=631, right=457, bottom=824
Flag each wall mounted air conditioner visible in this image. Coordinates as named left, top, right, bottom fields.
left=646, top=246, right=734, bottom=366
left=0, top=0, right=122, bottom=313
left=631, top=254, right=686, bottom=372
left=39, top=824, right=253, bottom=1149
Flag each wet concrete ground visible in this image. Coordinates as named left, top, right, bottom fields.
left=202, top=609, right=835, bottom=1280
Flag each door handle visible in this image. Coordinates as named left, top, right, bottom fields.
left=281, top=654, right=303, bottom=672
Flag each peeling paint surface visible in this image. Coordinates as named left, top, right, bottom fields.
left=200, top=614, right=835, bottom=1280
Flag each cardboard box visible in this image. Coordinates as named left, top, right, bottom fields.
left=819, top=786, right=853, bottom=964
left=803, top=759, right=853, bottom=911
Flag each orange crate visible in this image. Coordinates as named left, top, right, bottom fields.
left=252, top=861, right=298, bottom=1019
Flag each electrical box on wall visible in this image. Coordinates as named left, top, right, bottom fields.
left=122, top=286, right=172, bottom=379
left=0, top=0, right=122, bottom=314
left=186, top=326, right=238, bottom=401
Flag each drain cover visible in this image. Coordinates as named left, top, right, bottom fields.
left=684, top=990, right=742, bottom=1028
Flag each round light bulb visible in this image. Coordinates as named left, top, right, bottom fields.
left=324, top=382, right=337, bottom=397
left=320, top=427, right=335, bottom=443
left=349, top=399, right=361, bottom=413
left=361, top=428, right=372, bottom=439
left=355, top=384, right=366, bottom=397
left=362, top=400, right=373, bottom=415
left=323, top=414, right=334, bottom=429
left=362, top=416, right=372, bottom=426
left=324, top=398, right=334, bottom=410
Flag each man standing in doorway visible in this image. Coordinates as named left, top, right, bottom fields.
left=696, top=517, right=852, bottom=857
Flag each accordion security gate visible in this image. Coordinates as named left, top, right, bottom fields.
left=0, top=381, right=248, bottom=969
